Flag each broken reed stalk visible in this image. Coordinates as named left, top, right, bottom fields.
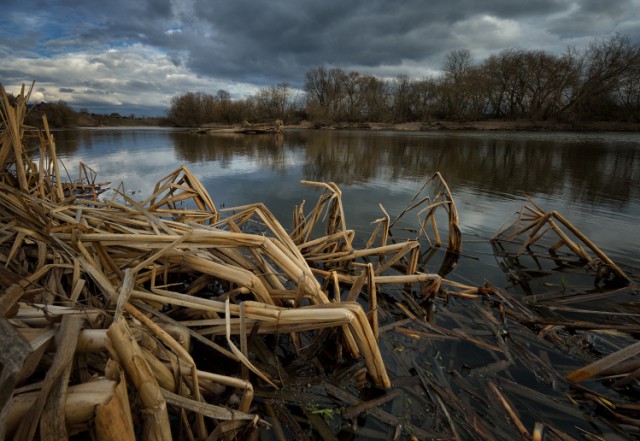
left=0, top=316, right=31, bottom=441
left=12, top=315, right=84, bottom=441
left=292, top=180, right=351, bottom=252
left=551, top=210, right=629, bottom=281
left=94, top=371, right=136, bottom=441
left=488, top=382, right=531, bottom=439
left=566, top=340, right=640, bottom=383
left=492, top=202, right=630, bottom=283
left=107, top=320, right=173, bottom=441
left=145, top=165, right=218, bottom=224
left=123, top=301, right=207, bottom=439
left=390, top=172, right=462, bottom=254
left=0, top=82, right=33, bottom=191
left=41, top=115, right=65, bottom=202
left=130, top=289, right=391, bottom=387
left=364, top=203, right=392, bottom=250
left=6, top=380, right=120, bottom=437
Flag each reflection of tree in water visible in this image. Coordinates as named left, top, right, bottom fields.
left=48, top=130, right=81, bottom=155
left=169, top=130, right=639, bottom=209
left=171, top=132, right=291, bottom=173
left=562, top=143, right=639, bottom=210
left=56, top=129, right=186, bottom=158
left=299, top=131, right=639, bottom=209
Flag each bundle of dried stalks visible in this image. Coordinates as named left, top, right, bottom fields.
left=1, top=83, right=404, bottom=440
left=492, top=197, right=630, bottom=285
left=391, top=172, right=462, bottom=253
left=290, top=178, right=453, bottom=297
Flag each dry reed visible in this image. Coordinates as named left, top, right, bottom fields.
left=3, top=83, right=431, bottom=439
left=2, top=82, right=637, bottom=440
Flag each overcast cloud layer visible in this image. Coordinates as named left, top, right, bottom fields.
left=2, top=0, right=639, bottom=115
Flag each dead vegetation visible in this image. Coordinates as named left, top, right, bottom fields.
left=1, top=83, right=639, bottom=440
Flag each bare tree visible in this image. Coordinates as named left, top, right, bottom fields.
left=167, top=34, right=640, bottom=126
left=441, top=49, right=483, bottom=120
left=391, top=75, right=415, bottom=122
left=444, top=49, right=473, bottom=82
left=361, top=75, right=390, bottom=122
left=615, top=62, right=640, bottom=120
left=482, top=50, right=528, bottom=118
left=254, top=83, right=293, bottom=122
left=410, top=77, right=439, bottom=121
left=561, top=34, right=640, bottom=118
left=342, top=71, right=367, bottom=122
left=522, top=51, right=578, bottom=119
left=168, top=92, right=213, bottom=126
left=304, top=66, right=347, bottom=122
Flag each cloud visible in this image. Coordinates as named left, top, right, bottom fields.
left=168, top=0, right=637, bottom=83
left=1, top=43, right=258, bottom=115
left=1, top=0, right=639, bottom=114
left=546, top=0, right=639, bottom=39
left=451, top=15, right=522, bottom=53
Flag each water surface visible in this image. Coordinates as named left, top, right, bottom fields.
left=51, top=127, right=640, bottom=437
left=54, top=127, right=640, bottom=282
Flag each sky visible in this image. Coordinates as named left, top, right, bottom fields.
left=2, top=0, right=639, bottom=116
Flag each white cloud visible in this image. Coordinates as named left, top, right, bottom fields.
left=350, top=59, right=442, bottom=81
left=2, top=0, right=639, bottom=114
left=2, top=43, right=259, bottom=114
left=452, top=15, right=522, bottom=53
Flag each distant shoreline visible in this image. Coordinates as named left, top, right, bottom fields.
left=191, top=119, right=640, bottom=133
left=47, top=118, right=640, bottom=133
left=288, top=120, right=640, bottom=132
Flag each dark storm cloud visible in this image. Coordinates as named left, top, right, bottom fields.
left=180, top=0, right=576, bottom=84
left=1, top=0, right=638, bottom=113
left=8, top=0, right=569, bottom=84
left=546, top=0, right=636, bottom=38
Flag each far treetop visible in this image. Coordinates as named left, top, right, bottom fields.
left=166, top=34, right=640, bottom=127
left=13, top=34, right=640, bottom=128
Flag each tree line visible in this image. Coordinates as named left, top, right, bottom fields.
left=20, top=101, right=165, bottom=128
left=167, top=85, right=305, bottom=126
left=168, top=34, right=640, bottom=126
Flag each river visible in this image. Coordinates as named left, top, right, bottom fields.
left=53, top=128, right=640, bottom=280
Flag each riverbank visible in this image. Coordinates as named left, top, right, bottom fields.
left=293, top=119, right=640, bottom=132
left=40, top=113, right=640, bottom=132
left=195, top=119, right=640, bottom=133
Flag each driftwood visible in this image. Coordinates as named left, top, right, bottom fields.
left=238, top=119, right=283, bottom=134
left=194, top=120, right=284, bottom=135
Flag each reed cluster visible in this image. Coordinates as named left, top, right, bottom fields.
left=0, top=84, right=448, bottom=440
left=2, top=83, right=638, bottom=440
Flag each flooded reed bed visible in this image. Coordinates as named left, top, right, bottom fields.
left=1, top=84, right=639, bottom=440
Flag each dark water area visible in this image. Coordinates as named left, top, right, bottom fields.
left=53, top=127, right=640, bottom=439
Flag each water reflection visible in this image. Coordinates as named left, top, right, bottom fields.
left=163, top=130, right=640, bottom=210
left=52, top=128, right=640, bottom=275
left=171, top=132, right=291, bottom=174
